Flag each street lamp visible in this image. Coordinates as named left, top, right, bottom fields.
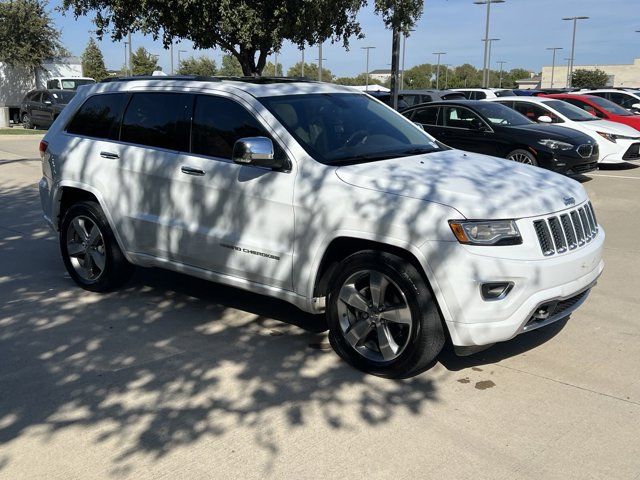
left=318, top=43, right=325, bottom=82
left=300, top=46, right=305, bottom=77
left=433, top=52, right=446, bottom=90
left=564, top=57, right=573, bottom=86
left=123, top=41, right=129, bottom=76
left=546, top=47, right=563, bottom=88
left=562, top=16, right=589, bottom=87
left=361, top=46, right=376, bottom=91
left=401, top=29, right=415, bottom=90
left=474, top=0, right=505, bottom=88
left=444, top=64, right=451, bottom=89
left=496, top=60, right=507, bottom=87
left=482, top=38, right=499, bottom=85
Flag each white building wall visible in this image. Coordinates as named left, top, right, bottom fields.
left=541, top=58, right=640, bottom=88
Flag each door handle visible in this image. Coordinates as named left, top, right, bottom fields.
left=181, top=166, right=205, bottom=176
left=100, top=151, right=119, bottom=159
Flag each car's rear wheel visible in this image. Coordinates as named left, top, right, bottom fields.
left=22, top=113, right=33, bottom=129
left=507, top=148, right=538, bottom=166
left=60, top=201, right=133, bottom=292
left=326, top=251, right=444, bottom=378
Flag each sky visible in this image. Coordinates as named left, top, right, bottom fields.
left=49, top=0, right=640, bottom=77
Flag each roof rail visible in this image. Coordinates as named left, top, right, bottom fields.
left=100, top=75, right=316, bottom=84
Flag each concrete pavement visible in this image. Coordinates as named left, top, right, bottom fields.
left=0, top=135, right=639, bottom=479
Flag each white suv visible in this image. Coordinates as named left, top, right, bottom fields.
left=38, top=77, right=604, bottom=377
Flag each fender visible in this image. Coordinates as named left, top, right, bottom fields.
left=52, top=179, right=136, bottom=264
left=300, top=229, right=455, bottom=324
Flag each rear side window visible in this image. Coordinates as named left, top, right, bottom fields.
left=121, top=93, right=192, bottom=151
left=191, top=95, right=269, bottom=160
left=474, top=91, right=487, bottom=100
left=67, top=93, right=128, bottom=140
left=412, top=106, right=440, bottom=125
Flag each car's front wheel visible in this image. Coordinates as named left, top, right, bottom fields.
left=60, top=201, right=134, bottom=292
left=507, top=148, right=538, bottom=166
left=326, top=251, right=445, bottom=378
left=22, top=113, right=33, bottom=129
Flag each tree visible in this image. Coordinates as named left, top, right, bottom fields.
left=177, top=56, right=217, bottom=76
left=334, top=73, right=381, bottom=86
left=571, top=69, right=609, bottom=89
left=263, top=61, right=284, bottom=77
left=0, top=0, right=61, bottom=68
left=130, top=47, right=157, bottom=76
left=61, top=0, right=424, bottom=76
left=218, top=55, right=243, bottom=76
left=403, top=64, right=434, bottom=89
left=82, top=38, right=108, bottom=81
left=286, top=62, right=333, bottom=81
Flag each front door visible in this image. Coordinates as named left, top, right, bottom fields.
left=440, top=105, right=495, bottom=155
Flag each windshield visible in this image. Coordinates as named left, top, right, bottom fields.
left=542, top=100, right=597, bottom=121
left=51, top=91, right=76, bottom=103
left=60, top=79, right=96, bottom=90
left=587, top=95, right=633, bottom=116
left=259, top=93, right=442, bottom=165
left=474, top=102, right=532, bottom=126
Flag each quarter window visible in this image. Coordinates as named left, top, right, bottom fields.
left=66, top=93, right=128, bottom=140
left=191, top=95, right=272, bottom=160
left=121, top=93, right=192, bottom=151
left=412, top=107, right=440, bottom=126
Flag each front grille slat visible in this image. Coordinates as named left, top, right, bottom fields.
left=534, top=203, right=599, bottom=255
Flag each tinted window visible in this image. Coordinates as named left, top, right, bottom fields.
left=586, top=95, right=632, bottom=116
left=608, top=92, right=637, bottom=109
left=413, top=106, right=440, bottom=125
left=562, top=98, right=604, bottom=118
left=46, top=80, right=59, bottom=89
left=51, top=91, right=76, bottom=103
left=475, top=91, right=487, bottom=100
left=41, top=92, right=52, bottom=103
left=541, top=100, right=597, bottom=122
left=443, top=106, right=483, bottom=129
left=192, top=95, right=271, bottom=160
left=121, top=93, right=192, bottom=151
left=67, top=93, right=128, bottom=140
left=30, top=92, right=42, bottom=102
left=513, top=102, right=561, bottom=123
left=474, top=103, right=531, bottom=126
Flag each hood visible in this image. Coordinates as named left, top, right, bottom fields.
left=576, top=119, right=640, bottom=137
left=506, top=123, right=593, bottom=143
left=335, top=149, right=587, bottom=220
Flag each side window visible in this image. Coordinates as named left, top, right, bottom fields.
left=66, top=93, right=129, bottom=140
left=192, top=95, right=277, bottom=160
left=513, top=102, right=560, bottom=123
left=42, top=92, right=52, bottom=104
left=121, top=93, right=192, bottom=151
left=475, top=91, right=487, bottom=100
left=412, top=107, right=440, bottom=126
left=32, top=92, right=42, bottom=103
left=46, top=80, right=58, bottom=89
left=421, top=94, right=433, bottom=103
left=564, top=99, right=601, bottom=118
left=609, top=92, right=635, bottom=109
left=443, top=106, right=482, bottom=129
left=403, top=94, right=418, bottom=107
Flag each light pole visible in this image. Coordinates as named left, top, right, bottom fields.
left=177, top=49, right=187, bottom=68
left=433, top=52, right=446, bottom=90
left=401, top=29, right=415, bottom=90
left=546, top=47, right=562, bottom=88
left=274, top=51, right=279, bottom=76
left=300, top=46, right=305, bottom=77
left=318, top=43, right=324, bottom=82
left=128, top=32, right=132, bottom=76
left=497, top=60, right=506, bottom=87
left=474, top=0, right=505, bottom=88
left=565, top=57, right=573, bottom=86
left=124, top=41, right=129, bottom=76
left=361, top=46, right=376, bottom=91
left=444, top=64, right=451, bottom=89
left=483, top=38, right=499, bottom=86
left=562, top=16, right=589, bottom=87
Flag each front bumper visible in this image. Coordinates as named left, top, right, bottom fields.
left=421, top=227, right=604, bottom=347
left=599, top=140, right=640, bottom=164
left=537, top=150, right=598, bottom=175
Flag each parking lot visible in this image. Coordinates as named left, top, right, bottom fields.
left=0, top=134, right=639, bottom=479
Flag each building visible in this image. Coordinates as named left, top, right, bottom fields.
left=515, top=75, right=542, bottom=90
left=540, top=58, right=640, bottom=88
left=369, top=69, right=392, bottom=83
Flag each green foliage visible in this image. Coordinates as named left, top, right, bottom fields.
left=218, top=55, right=243, bottom=76
left=334, top=73, right=381, bottom=86
left=130, top=47, right=157, bottom=76
left=81, top=38, right=108, bottom=81
left=177, top=56, right=217, bottom=76
left=571, top=68, right=609, bottom=89
left=263, top=61, right=284, bottom=77
left=61, top=0, right=424, bottom=76
left=286, top=62, right=333, bottom=81
left=0, top=0, right=62, bottom=68
left=402, top=63, right=434, bottom=89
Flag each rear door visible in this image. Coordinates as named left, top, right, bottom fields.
left=409, top=105, right=444, bottom=139
left=30, top=92, right=44, bottom=124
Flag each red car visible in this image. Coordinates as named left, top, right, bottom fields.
left=544, top=93, right=640, bottom=132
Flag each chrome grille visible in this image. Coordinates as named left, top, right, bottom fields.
left=577, top=144, right=593, bottom=158
left=534, top=203, right=599, bottom=256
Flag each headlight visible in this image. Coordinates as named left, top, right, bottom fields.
left=449, top=220, right=522, bottom=246
left=597, top=131, right=617, bottom=143
left=537, top=139, right=574, bottom=150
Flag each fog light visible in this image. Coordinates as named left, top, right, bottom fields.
left=481, top=282, right=513, bottom=300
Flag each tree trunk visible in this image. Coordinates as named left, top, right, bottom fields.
left=237, top=48, right=261, bottom=77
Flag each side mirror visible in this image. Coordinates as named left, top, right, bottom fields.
left=232, top=137, right=281, bottom=169
left=631, top=103, right=640, bottom=110
left=413, top=122, right=425, bottom=130
left=537, top=115, right=553, bottom=123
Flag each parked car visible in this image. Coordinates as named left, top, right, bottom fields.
left=488, top=96, right=640, bottom=164
left=20, top=89, right=76, bottom=129
left=403, top=100, right=598, bottom=175
left=366, top=90, right=409, bottom=110
left=401, top=89, right=466, bottom=107
left=545, top=93, right=640, bottom=132
left=46, top=77, right=96, bottom=90
left=39, top=77, right=604, bottom=377
left=571, top=89, right=640, bottom=113
left=451, top=88, right=515, bottom=100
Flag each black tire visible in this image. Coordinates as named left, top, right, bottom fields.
left=326, top=250, right=444, bottom=378
left=22, top=113, right=33, bottom=130
left=506, top=148, right=538, bottom=166
left=60, top=201, right=134, bottom=292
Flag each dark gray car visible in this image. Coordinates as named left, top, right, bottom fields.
left=401, top=89, right=466, bottom=108
left=20, top=89, right=76, bottom=129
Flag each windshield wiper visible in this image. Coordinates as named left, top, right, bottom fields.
left=400, top=146, right=438, bottom=155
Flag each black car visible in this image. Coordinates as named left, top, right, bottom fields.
left=366, top=91, right=409, bottom=110
left=402, top=100, right=598, bottom=175
left=20, top=89, right=76, bottom=129
left=401, top=89, right=466, bottom=108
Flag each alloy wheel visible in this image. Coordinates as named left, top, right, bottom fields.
left=336, top=270, right=413, bottom=362
left=65, top=216, right=106, bottom=282
left=509, top=152, right=533, bottom=164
